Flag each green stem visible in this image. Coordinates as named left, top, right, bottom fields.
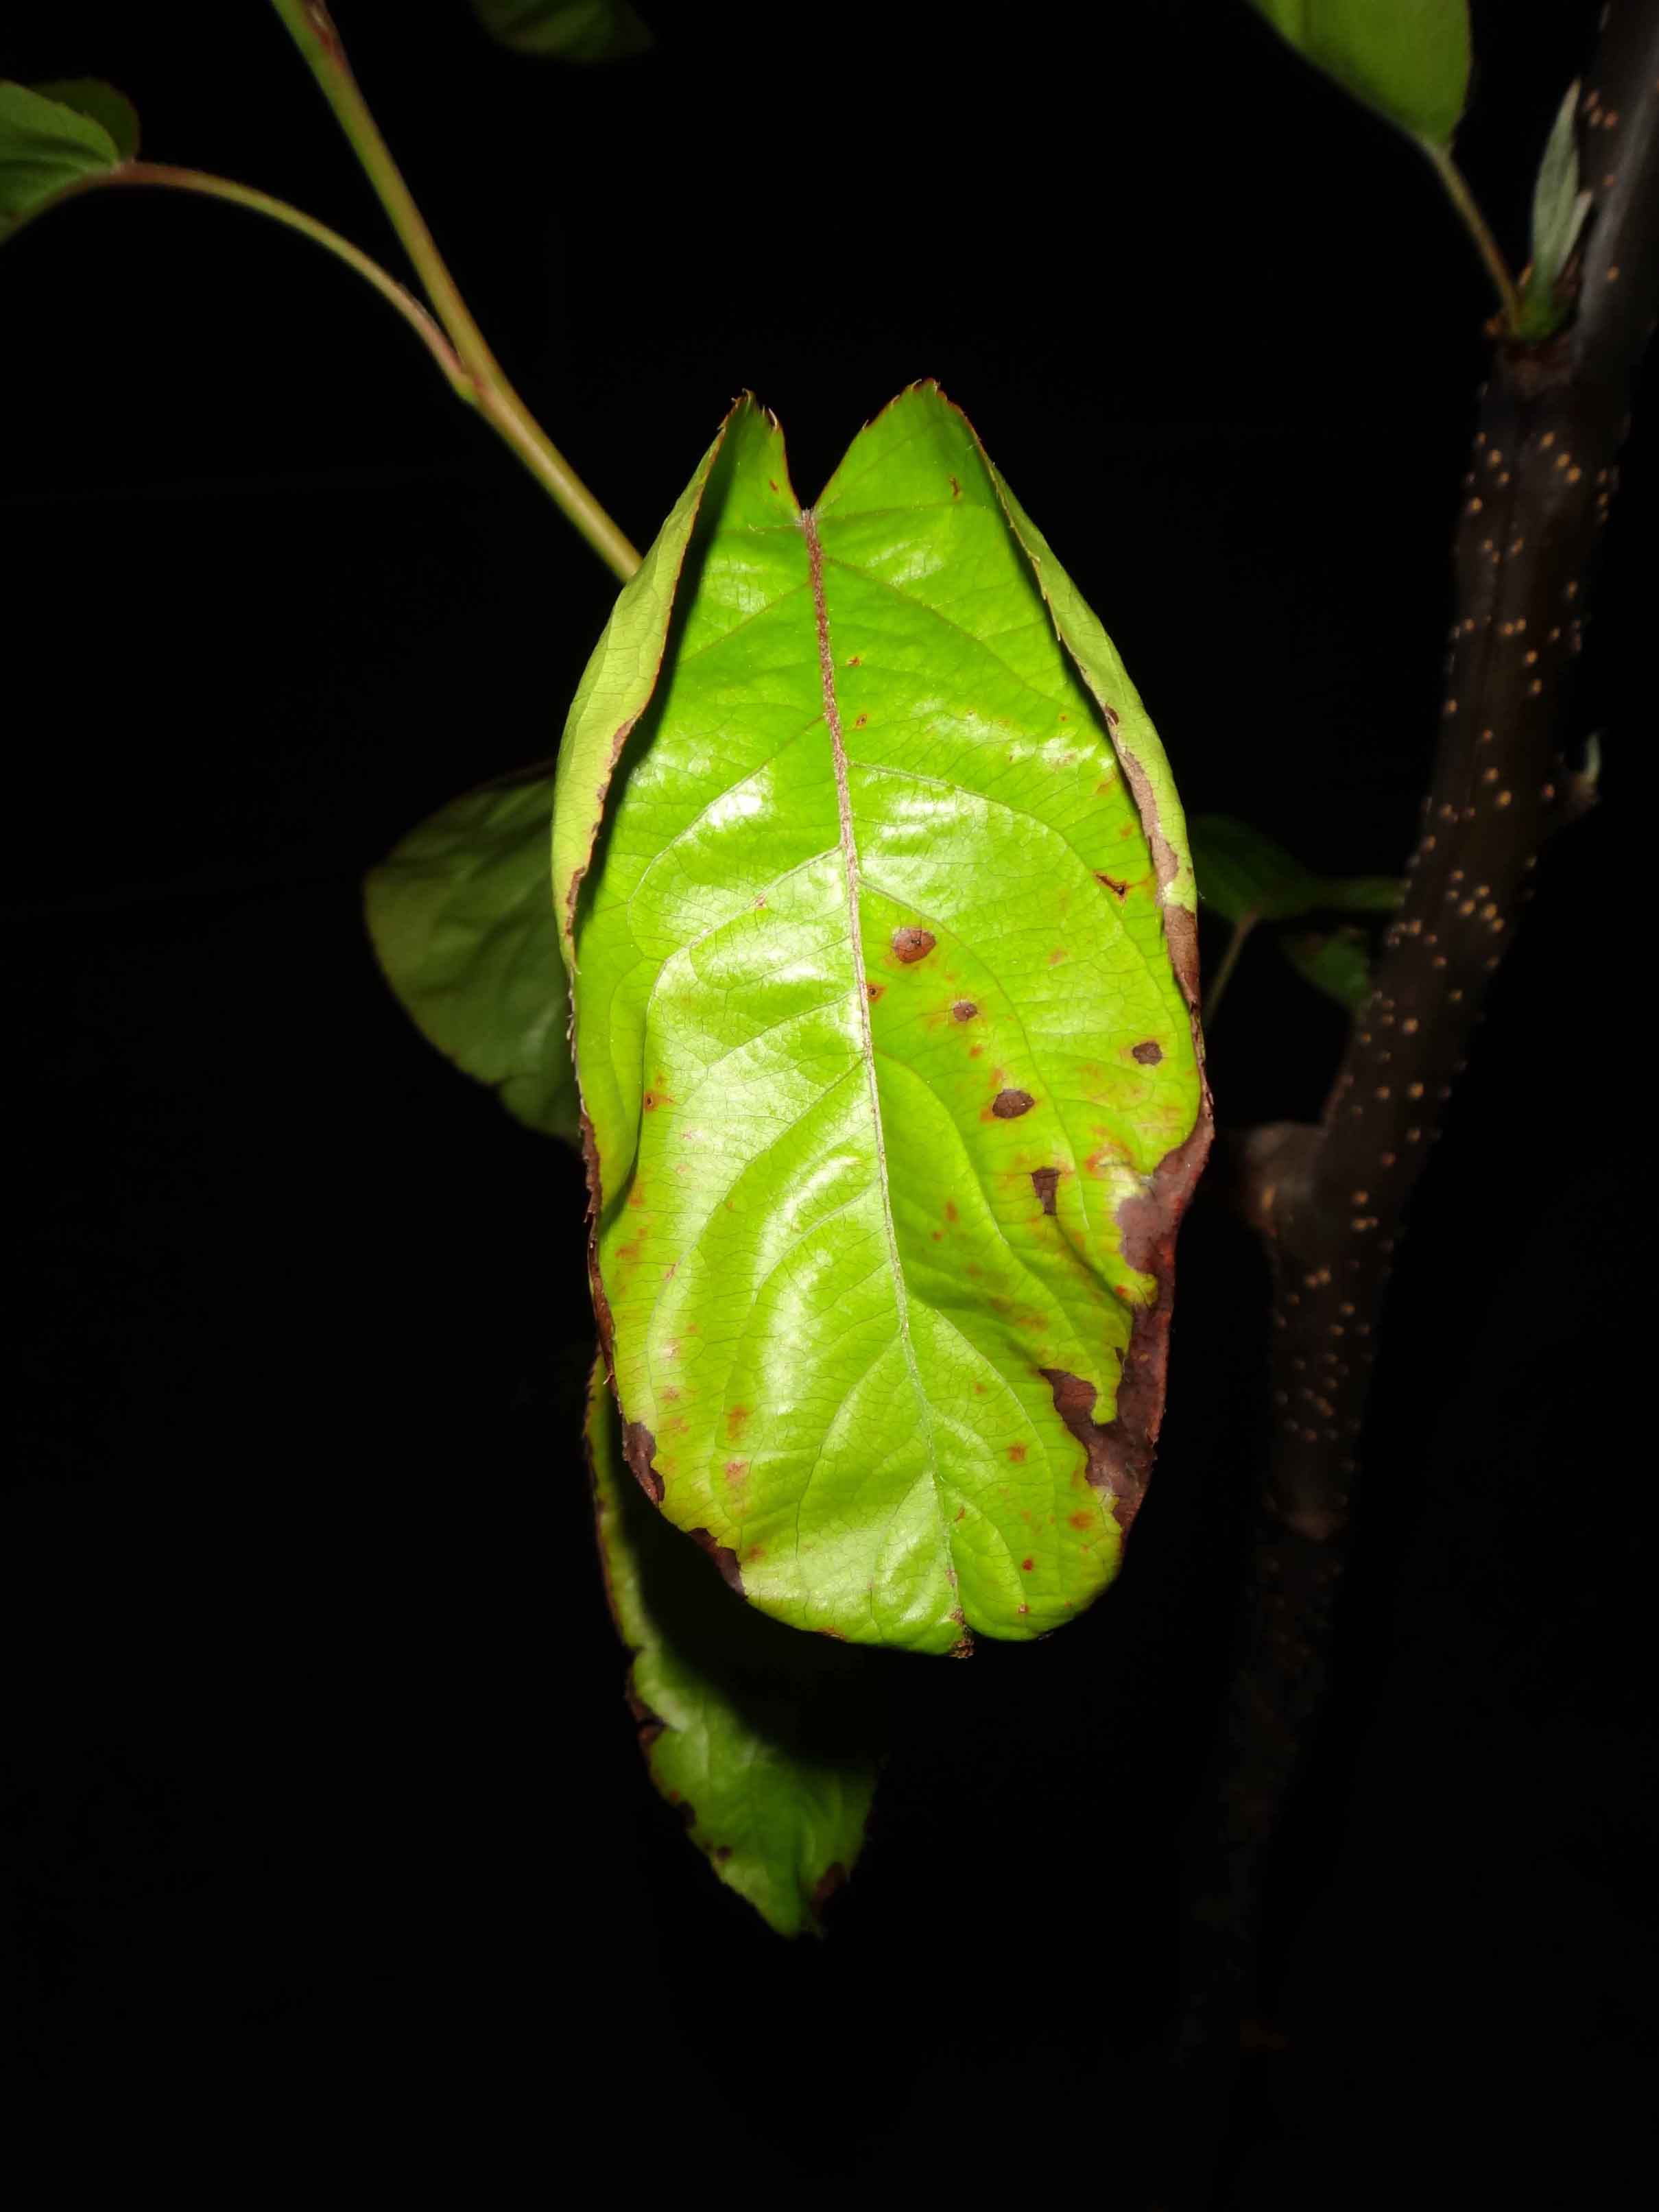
left=1420, top=139, right=1524, bottom=333
left=267, top=0, right=639, bottom=580
left=110, top=163, right=468, bottom=392
left=1203, top=910, right=1256, bottom=1028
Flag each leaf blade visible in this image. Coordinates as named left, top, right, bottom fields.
left=1248, top=0, right=1471, bottom=147
left=560, top=387, right=1208, bottom=1653
left=0, top=78, right=130, bottom=235
left=363, top=761, right=578, bottom=1143
left=587, top=1361, right=882, bottom=1937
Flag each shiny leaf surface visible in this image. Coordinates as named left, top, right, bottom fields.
left=364, top=763, right=577, bottom=1143
left=556, top=384, right=1209, bottom=1654
left=588, top=1362, right=883, bottom=1936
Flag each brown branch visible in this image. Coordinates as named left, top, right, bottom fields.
left=1163, top=3, right=1659, bottom=2193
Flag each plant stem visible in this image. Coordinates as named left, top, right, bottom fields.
left=267, top=0, right=640, bottom=580
left=1421, top=139, right=1525, bottom=333
left=1202, top=909, right=1256, bottom=1027
left=1167, top=20, right=1659, bottom=2198
left=109, top=163, right=468, bottom=393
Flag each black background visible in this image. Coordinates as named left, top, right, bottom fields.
left=3, top=1, right=1653, bottom=2200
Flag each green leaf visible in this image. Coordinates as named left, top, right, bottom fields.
left=588, top=1361, right=883, bottom=1936
left=1190, top=813, right=1402, bottom=927
left=470, top=0, right=652, bottom=61
left=0, top=78, right=135, bottom=234
left=1280, top=923, right=1374, bottom=1012
left=1515, top=79, right=1592, bottom=342
left=1248, top=0, right=1471, bottom=147
left=363, top=762, right=579, bottom=1144
left=555, top=382, right=1210, bottom=1655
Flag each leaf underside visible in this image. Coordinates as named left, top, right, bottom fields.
left=587, top=1361, right=881, bottom=1936
left=556, top=383, right=1209, bottom=1655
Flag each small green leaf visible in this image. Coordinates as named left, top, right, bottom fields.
left=470, top=0, right=652, bottom=61
left=0, top=78, right=135, bottom=234
left=587, top=1362, right=883, bottom=1938
left=1515, top=79, right=1592, bottom=342
left=1191, top=813, right=1402, bottom=927
left=1280, top=923, right=1374, bottom=1012
left=556, top=383, right=1209, bottom=1654
left=1248, top=0, right=1471, bottom=147
left=363, top=762, right=579, bottom=1144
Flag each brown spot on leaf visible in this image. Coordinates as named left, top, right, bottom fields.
left=866, top=980, right=885, bottom=1001
left=724, top=1458, right=748, bottom=1482
left=1008, top=1442, right=1027, bottom=1463
left=1097, top=872, right=1129, bottom=896
left=992, top=1088, right=1035, bottom=1119
left=687, top=1527, right=744, bottom=1595
left=948, top=474, right=962, bottom=499
left=1069, top=1510, right=1095, bottom=1531
left=726, top=1405, right=750, bottom=1442
left=1021, top=1557, right=1034, bottom=1572
left=847, top=654, right=861, bottom=666
left=946, top=1200, right=959, bottom=1222
left=622, top=1419, right=663, bottom=1504
left=715, top=1844, right=733, bottom=1861
left=892, top=926, right=936, bottom=964
left=854, top=713, right=868, bottom=728
left=1132, top=1040, right=1164, bottom=1065
left=952, top=999, right=978, bottom=1021
left=1031, top=1167, right=1060, bottom=1214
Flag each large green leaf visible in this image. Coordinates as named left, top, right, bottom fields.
left=556, top=383, right=1210, bottom=1656
left=1248, top=0, right=1470, bottom=147
left=587, top=1361, right=883, bottom=1936
left=363, top=762, right=577, bottom=1143
left=0, top=78, right=136, bottom=235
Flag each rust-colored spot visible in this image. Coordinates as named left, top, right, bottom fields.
left=847, top=654, right=861, bottom=666
left=948, top=474, right=962, bottom=499
left=1008, top=1442, right=1027, bottom=1464
left=1031, top=1167, right=1060, bottom=1214
left=1047, top=948, right=1067, bottom=965
left=1018, top=1603, right=1030, bottom=1616
left=767, top=478, right=779, bottom=492
left=687, top=1527, right=744, bottom=1595
left=931, top=1229, right=944, bottom=1241
left=866, top=980, right=885, bottom=1001
left=992, top=1088, right=1035, bottom=1119
left=892, top=926, right=936, bottom=964
left=623, top=1419, right=663, bottom=1503
left=726, top=1405, right=750, bottom=1442
left=952, top=999, right=978, bottom=1022
left=1097, top=872, right=1129, bottom=896
left=946, top=1200, right=959, bottom=1223
left=1058, top=711, right=1069, bottom=723
left=724, top=1458, right=748, bottom=1482
left=969, top=1044, right=983, bottom=1058
left=854, top=713, right=868, bottom=728
left=955, top=1505, right=967, bottom=1521
left=746, top=1545, right=765, bottom=1563
left=1069, top=1510, right=1094, bottom=1531
left=1021, top=1556, right=1034, bottom=1571
left=1131, top=1040, right=1164, bottom=1066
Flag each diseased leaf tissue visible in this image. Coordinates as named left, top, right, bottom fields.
left=557, top=383, right=1210, bottom=1655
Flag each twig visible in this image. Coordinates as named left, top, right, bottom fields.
left=1165, top=4, right=1659, bottom=2196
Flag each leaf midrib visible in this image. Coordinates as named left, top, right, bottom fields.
left=802, top=505, right=953, bottom=1599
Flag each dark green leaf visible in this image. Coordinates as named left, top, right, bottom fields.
left=587, top=1361, right=883, bottom=1936
left=1191, top=813, right=1401, bottom=927
left=34, top=78, right=140, bottom=162
left=554, top=384, right=1209, bottom=1654
left=0, top=78, right=133, bottom=234
left=1515, top=80, right=1592, bottom=342
left=470, top=0, right=652, bottom=61
left=1248, top=0, right=1471, bottom=147
left=363, top=762, right=579, bottom=1144
left=1280, top=923, right=1374, bottom=1012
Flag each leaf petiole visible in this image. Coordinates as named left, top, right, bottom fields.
left=1203, top=908, right=1257, bottom=1028
left=1419, top=138, right=1524, bottom=333
left=267, top=0, right=638, bottom=578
